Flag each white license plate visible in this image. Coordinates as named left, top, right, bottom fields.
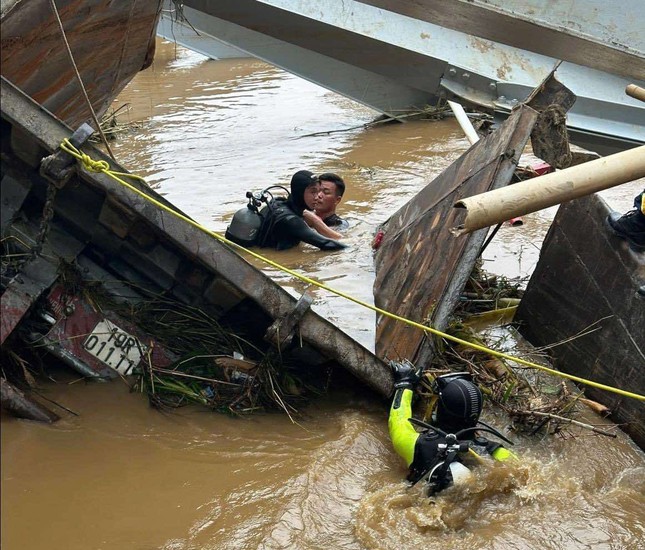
left=82, top=320, right=147, bottom=375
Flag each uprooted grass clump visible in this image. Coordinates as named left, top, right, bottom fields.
left=455, top=259, right=525, bottom=317
left=89, top=103, right=142, bottom=142
left=125, top=298, right=331, bottom=418
left=124, top=299, right=302, bottom=414
left=418, top=263, right=617, bottom=439
left=51, top=263, right=332, bottom=417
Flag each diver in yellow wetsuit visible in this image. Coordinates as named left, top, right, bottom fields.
left=388, top=363, right=516, bottom=491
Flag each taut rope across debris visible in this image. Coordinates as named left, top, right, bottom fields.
left=59, top=138, right=645, bottom=402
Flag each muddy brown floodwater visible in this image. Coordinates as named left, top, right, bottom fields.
left=2, top=40, right=644, bottom=550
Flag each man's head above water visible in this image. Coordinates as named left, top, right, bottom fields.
left=314, top=172, right=345, bottom=219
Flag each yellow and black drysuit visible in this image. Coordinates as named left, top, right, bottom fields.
left=389, top=381, right=514, bottom=485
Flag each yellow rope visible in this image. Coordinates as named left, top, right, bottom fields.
left=60, top=139, right=645, bottom=402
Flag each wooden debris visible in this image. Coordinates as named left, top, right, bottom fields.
left=0, top=378, right=59, bottom=423
left=214, top=357, right=258, bottom=372
left=513, top=410, right=617, bottom=438
left=578, top=397, right=611, bottom=416
left=415, top=261, right=618, bottom=437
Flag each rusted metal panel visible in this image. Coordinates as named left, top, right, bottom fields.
left=1, top=76, right=393, bottom=397
left=0, top=0, right=163, bottom=128
left=1, top=225, right=85, bottom=345
left=373, top=105, right=538, bottom=364
left=516, top=194, right=645, bottom=448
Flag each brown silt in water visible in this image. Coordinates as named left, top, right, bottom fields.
left=2, top=40, right=644, bottom=549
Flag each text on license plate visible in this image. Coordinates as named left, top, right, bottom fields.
left=82, top=320, right=147, bottom=374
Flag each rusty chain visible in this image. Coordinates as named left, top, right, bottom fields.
left=29, top=181, right=57, bottom=261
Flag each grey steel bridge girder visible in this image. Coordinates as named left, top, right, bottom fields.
left=165, top=0, right=645, bottom=151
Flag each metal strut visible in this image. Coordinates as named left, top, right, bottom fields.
left=264, top=291, right=314, bottom=350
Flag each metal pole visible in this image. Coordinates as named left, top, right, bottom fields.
left=448, top=100, right=480, bottom=145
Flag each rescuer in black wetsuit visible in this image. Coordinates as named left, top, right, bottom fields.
left=260, top=170, right=347, bottom=251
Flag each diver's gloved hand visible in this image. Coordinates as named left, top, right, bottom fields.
left=318, top=238, right=347, bottom=250
left=390, top=360, right=420, bottom=389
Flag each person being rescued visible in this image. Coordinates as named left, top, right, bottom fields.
left=388, top=361, right=517, bottom=494
left=260, top=170, right=347, bottom=251
left=303, top=172, right=349, bottom=240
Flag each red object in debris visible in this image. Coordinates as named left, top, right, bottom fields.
left=506, top=157, right=552, bottom=228
left=531, top=160, right=553, bottom=176
left=372, top=230, right=384, bottom=250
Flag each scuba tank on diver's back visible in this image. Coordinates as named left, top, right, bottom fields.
left=225, top=192, right=263, bottom=247
left=225, top=186, right=288, bottom=247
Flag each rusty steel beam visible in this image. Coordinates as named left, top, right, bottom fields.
left=0, top=0, right=162, bottom=128
left=360, top=0, right=644, bottom=80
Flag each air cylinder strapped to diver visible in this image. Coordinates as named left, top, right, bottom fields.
left=226, top=171, right=346, bottom=251
left=225, top=186, right=288, bottom=247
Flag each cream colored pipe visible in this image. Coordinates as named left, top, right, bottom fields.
left=626, top=84, right=645, bottom=103
left=453, top=145, right=645, bottom=235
